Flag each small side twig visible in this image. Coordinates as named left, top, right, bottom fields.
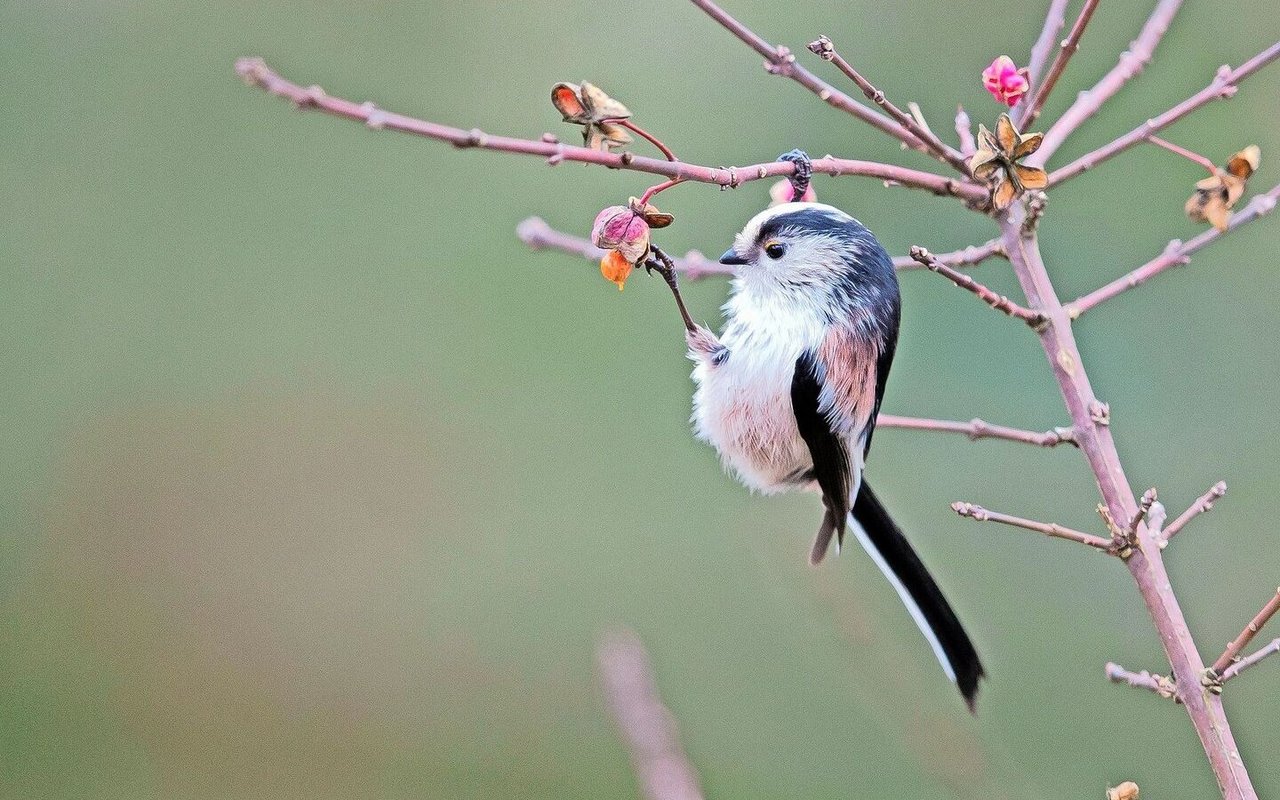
left=1106, top=662, right=1179, bottom=700
left=1066, top=184, right=1280, bottom=318
left=1220, top=638, right=1280, bottom=683
left=910, top=246, right=1046, bottom=328
left=597, top=629, right=704, bottom=800
left=1210, top=588, right=1280, bottom=678
left=806, top=35, right=969, bottom=174
left=1017, top=0, right=1103, bottom=129
left=1159, top=481, right=1227, bottom=546
left=950, top=501, right=1115, bottom=551
left=1145, top=134, right=1220, bottom=175
left=876, top=414, right=1076, bottom=448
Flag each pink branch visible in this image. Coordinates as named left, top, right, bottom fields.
left=1210, top=589, right=1280, bottom=677
left=1106, top=662, right=1178, bottom=699
left=517, top=217, right=1004, bottom=276
left=1067, top=184, right=1280, bottom=318
left=1047, top=40, right=1280, bottom=184
left=597, top=630, right=704, bottom=800
left=1034, top=0, right=1185, bottom=163
left=1220, top=638, right=1280, bottom=683
left=1159, top=481, right=1228, bottom=546
left=1022, top=0, right=1071, bottom=99
left=910, top=246, right=1046, bottom=327
left=1017, top=0, right=1102, bottom=129
left=806, top=35, right=969, bottom=174
left=1000, top=200, right=1258, bottom=798
left=877, top=414, right=1076, bottom=448
left=236, top=58, right=983, bottom=202
left=950, top=501, right=1115, bottom=551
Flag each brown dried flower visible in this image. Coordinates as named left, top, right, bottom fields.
left=970, top=114, right=1046, bottom=210
left=1185, top=145, right=1261, bottom=231
left=551, top=82, right=633, bottom=151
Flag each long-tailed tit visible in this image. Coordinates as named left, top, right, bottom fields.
left=686, top=201, right=985, bottom=709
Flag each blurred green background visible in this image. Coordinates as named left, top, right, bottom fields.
left=4, top=1, right=1279, bottom=797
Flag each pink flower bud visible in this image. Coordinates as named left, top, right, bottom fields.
left=769, top=178, right=817, bottom=207
left=591, top=205, right=651, bottom=264
left=982, top=56, right=1029, bottom=107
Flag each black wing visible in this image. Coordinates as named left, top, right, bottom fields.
left=791, top=350, right=851, bottom=565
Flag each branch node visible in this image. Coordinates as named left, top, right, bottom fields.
left=1089, top=400, right=1111, bottom=426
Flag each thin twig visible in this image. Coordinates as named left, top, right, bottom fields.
left=954, top=105, right=976, bottom=157
left=597, top=630, right=705, bottom=800
left=1145, top=134, right=1220, bottom=175
left=876, top=414, right=1076, bottom=447
left=1017, top=0, right=1103, bottom=129
left=806, top=35, right=969, bottom=174
left=1067, top=184, right=1280, bottom=317
left=685, top=0, right=972, bottom=172
left=950, top=501, right=1115, bottom=551
left=236, top=57, right=983, bottom=202
left=1220, top=638, right=1280, bottom=683
left=910, top=246, right=1046, bottom=327
left=1210, top=588, right=1280, bottom=677
left=1106, top=662, right=1179, bottom=699
left=518, top=218, right=1004, bottom=276
left=1047, top=40, right=1280, bottom=185
left=1033, top=0, right=1185, bottom=163
left=1159, top=481, right=1228, bottom=546
left=1127, top=488, right=1158, bottom=537
left=1022, top=0, right=1072, bottom=102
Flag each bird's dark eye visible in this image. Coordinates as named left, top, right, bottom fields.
left=764, top=241, right=787, bottom=260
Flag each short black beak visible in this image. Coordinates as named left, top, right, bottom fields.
left=719, top=248, right=748, bottom=265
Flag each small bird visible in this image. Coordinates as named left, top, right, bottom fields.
left=687, top=201, right=985, bottom=709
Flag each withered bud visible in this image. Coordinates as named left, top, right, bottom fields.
left=591, top=205, right=650, bottom=264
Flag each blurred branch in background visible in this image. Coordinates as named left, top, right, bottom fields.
left=596, top=630, right=704, bottom=800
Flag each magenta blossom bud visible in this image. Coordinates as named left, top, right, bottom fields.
left=591, top=205, right=651, bottom=264
left=982, top=56, right=1029, bottom=107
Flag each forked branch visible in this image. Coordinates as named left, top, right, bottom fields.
left=1067, top=185, right=1280, bottom=318
left=1047, top=40, right=1280, bottom=185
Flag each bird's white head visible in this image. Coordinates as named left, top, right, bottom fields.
left=718, top=202, right=897, bottom=304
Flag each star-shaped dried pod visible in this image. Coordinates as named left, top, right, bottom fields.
left=1185, top=146, right=1261, bottom=231
left=550, top=81, right=633, bottom=152
left=970, top=114, right=1046, bottom=210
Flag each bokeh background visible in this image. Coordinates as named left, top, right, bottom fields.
left=4, top=1, right=1279, bottom=797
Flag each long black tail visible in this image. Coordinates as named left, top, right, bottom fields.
left=848, top=481, right=985, bottom=711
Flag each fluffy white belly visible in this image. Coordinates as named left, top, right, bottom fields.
left=691, top=330, right=814, bottom=494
